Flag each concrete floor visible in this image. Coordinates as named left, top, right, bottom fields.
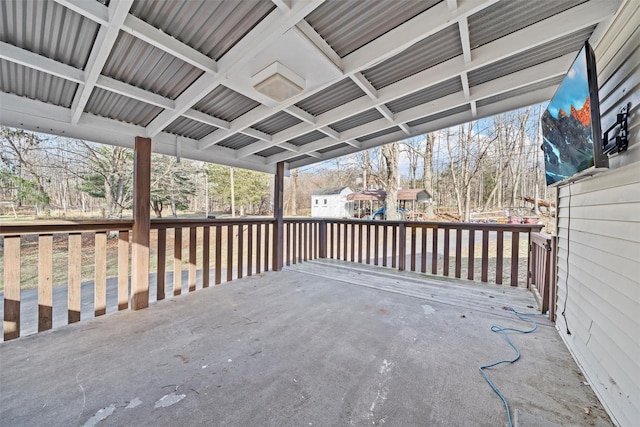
left=0, top=260, right=611, bottom=426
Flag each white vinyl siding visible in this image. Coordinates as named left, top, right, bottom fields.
left=555, top=3, right=640, bottom=425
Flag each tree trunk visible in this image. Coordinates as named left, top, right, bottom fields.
left=230, top=167, right=235, bottom=217
left=381, top=143, right=400, bottom=220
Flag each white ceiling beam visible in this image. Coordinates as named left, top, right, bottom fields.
left=399, top=123, right=412, bottom=136
left=285, top=105, right=316, bottom=124
left=182, top=109, right=231, bottom=130
left=0, top=92, right=276, bottom=173
left=266, top=56, right=568, bottom=164
left=447, top=0, right=458, bottom=12
left=459, top=17, right=472, bottom=64
left=319, top=126, right=340, bottom=140
left=345, top=140, right=362, bottom=149
left=53, top=0, right=109, bottom=25
left=461, top=73, right=471, bottom=98
left=238, top=0, right=614, bottom=157
left=342, top=0, right=500, bottom=73
left=0, top=42, right=84, bottom=84
left=70, top=0, right=133, bottom=125
left=198, top=105, right=273, bottom=149
left=121, top=15, right=218, bottom=73
left=240, top=127, right=272, bottom=143
left=377, top=105, right=395, bottom=122
left=350, top=73, right=378, bottom=100
left=294, top=20, right=342, bottom=72
left=95, top=75, right=175, bottom=109
left=145, top=0, right=326, bottom=138
left=271, top=0, right=291, bottom=12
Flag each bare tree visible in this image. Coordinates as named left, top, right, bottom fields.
left=379, top=142, right=400, bottom=220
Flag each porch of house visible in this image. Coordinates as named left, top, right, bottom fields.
left=0, top=259, right=611, bottom=427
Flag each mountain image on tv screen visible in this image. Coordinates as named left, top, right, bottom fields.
left=542, top=46, right=595, bottom=186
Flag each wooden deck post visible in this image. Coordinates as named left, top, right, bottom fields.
left=131, top=136, right=151, bottom=310
left=273, top=161, right=285, bottom=271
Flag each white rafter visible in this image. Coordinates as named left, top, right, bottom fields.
left=145, top=0, right=327, bottom=138
left=53, top=0, right=109, bottom=25
left=70, top=0, right=133, bottom=124
left=294, top=20, right=343, bottom=72
left=350, top=73, right=377, bottom=100
left=235, top=0, right=612, bottom=159
left=284, top=106, right=316, bottom=124
left=399, top=123, right=412, bottom=136
left=459, top=17, right=472, bottom=64
left=377, top=105, right=395, bottom=122
left=0, top=42, right=84, bottom=84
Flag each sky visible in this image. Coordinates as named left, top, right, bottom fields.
left=546, top=46, right=589, bottom=119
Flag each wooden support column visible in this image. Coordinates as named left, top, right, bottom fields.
left=272, top=161, right=285, bottom=271
left=131, top=136, right=151, bottom=310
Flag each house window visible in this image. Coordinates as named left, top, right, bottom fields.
left=315, top=199, right=318, bottom=205
left=323, top=199, right=327, bottom=205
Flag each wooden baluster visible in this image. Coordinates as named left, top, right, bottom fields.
left=313, top=222, right=317, bottom=260
left=496, top=230, right=504, bottom=285
left=455, top=228, right=462, bottom=278
left=443, top=228, right=450, bottom=277
left=357, top=224, right=363, bottom=263
left=248, top=224, right=254, bottom=276
left=328, top=223, right=334, bottom=259
left=343, top=223, right=348, bottom=261
left=374, top=224, right=379, bottom=266
left=304, top=223, right=309, bottom=262
left=256, top=224, right=263, bottom=272
left=285, top=223, right=291, bottom=266
left=467, top=228, right=475, bottom=280
left=237, top=225, right=244, bottom=279
left=189, top=227, right=197, bottom=292
left=3, top=235, right=20, bottom=340
left=95, top=231, right=107, bottom=316
left=350, top=223, right=355, bottom=262
left=68, top=233, right=81, bottom=324
left=174, top=227, right=183, bottom=295
left=157, top=229, right=166, bottom=300
left=227, top=225, right=233, bottom=282
left=511, top=231, right=520, bottom=286
left=118, top=230, right=130, bottom=309
left=292, top=222, right=297, bottom=264
left=264, top=223, right=270, bottom=272
left=203, top=226, right=210, bottom=288
left=398, top=223, right=406, bottom=271
left=382, top=226, right=388, bottom=267
left=38, top=234, right=53, bottom=332
left=391, top=225, right=397, bottom=269
left=420, top=226, right=427, bottom=273
left=365, top=224, right=371, bottom=264
left=431, top=227, right=438, bottom=275
left=410, top=225, right=417, bottom=271
left=215, top=225, right=222, bottom=285
left=481, top=230, right=489, bottom=283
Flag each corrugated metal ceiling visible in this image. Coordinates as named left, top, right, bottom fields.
left=318, top=142, right=349, bottom=154
left=288, top=130, right=326, bottom=147
left=385, top=77, right=462, bottom=114
left=102, top=32, right=203, bottom=100
left=329, top=108, right=383, bottom=133
left=295, top=78, right=365, bottom=117
left=216, top=133, right=259, bottom=150
left=362, top=24, right=462, bottom=90
left=467, top=26, right=595, bottom=87
left=406, top=104, right=471, bottom=127
left=255, top=146, right=287, bottom=157
left=129, top=0, right=275, bottom=61
left=0, top=0, right=99, bottom=70
left=475, top=75, right=563, bottom=108
left=165, top=116, right=217, bottom=140
left=84, top=87, right=162, bottom=127
left=0, top=59, right=78, bottom=108
left=357, top=126, right=401, bottom=142
left=193, top=85, right=260, bottom=122
left=468, top=0, right=587, bottom=49
left=305, top=0, right=441, bottom=57
left=251, top=111, right=302, bottom=135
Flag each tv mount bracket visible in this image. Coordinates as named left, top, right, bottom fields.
left=602, top=103, right=630, bottom=155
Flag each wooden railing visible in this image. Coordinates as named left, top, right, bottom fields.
left=0, top=218, right=275, bottom=341
left=529, top=232, right=557, bottom=320
left=1, top=217, right=551, bottom=341
left=285, top=219, right=543, bottom=287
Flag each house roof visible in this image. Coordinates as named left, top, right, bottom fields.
left=397, top=189, right=432, bottom=202
left=312, top=187, right=351, bottom=196
left=0, top=0, right=622, bottom=174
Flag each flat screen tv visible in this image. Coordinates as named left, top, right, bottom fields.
left=542, top=41, right=608, bottom=186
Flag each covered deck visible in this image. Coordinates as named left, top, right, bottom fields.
left=0, top=259, right=610, bottom=426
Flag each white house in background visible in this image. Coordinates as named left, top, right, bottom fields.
left=311, top=187, right=354, bottom=218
